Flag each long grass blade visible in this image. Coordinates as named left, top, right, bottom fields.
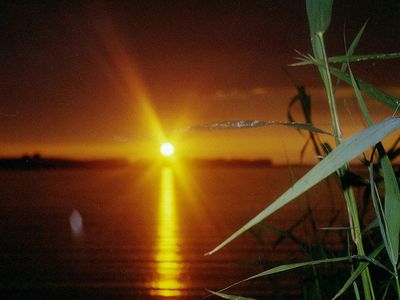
left=215, top=257, right=349, bottom=295
left=380, top=152, right=400, bottom=266
left=345, top=22, right=368, bottom=60
left=332, top=52, right=400, bottom=63
left=206, top=290, right=257, bottom=300
left=205, top=117, right=400, bottom=256
left=348, top=65, right=373, bottom=125
left=368, top=141, right=400, bottom=269
left=329, top=66, right=400, bottom=110
left=370, top=166, right=394, bottom=267
left=334, top=21, right=368, bottom=89
left=293, top=52, right=400, bottom=66
left=188, top=120, right=332, bottom=135
left=245, top=257, right=349, bottom=282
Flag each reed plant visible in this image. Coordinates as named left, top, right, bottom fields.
left=200, top=1, right=400, bottom=299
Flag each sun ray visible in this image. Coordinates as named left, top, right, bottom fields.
left=89, top=7, right=166, bottom=149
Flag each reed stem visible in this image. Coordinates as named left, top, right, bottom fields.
left=395, top=271, right=400, bottom=297
left=316, top=32, right=343, bottom=144
left=315, top=32, right=375, bottom=300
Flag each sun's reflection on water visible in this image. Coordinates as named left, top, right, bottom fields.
left=151, top=166, right=184, bottom=296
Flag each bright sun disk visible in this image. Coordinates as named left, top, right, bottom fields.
left=160, top=143, right=175, bottom=157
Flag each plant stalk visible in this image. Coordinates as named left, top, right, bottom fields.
left=316, top=32, right=343, bottom=144
left=395, top=271, right=400, bottom=297
left=315, top=32, right=375, bottom=300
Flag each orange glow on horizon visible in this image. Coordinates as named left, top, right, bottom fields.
left=3, top=3, right=400, bottom=164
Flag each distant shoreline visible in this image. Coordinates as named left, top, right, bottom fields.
left=0, top=155, right=129, bottom=170
left=1, top=155, right=393, bottom=171
left=0, top=155, right=274, bottom=170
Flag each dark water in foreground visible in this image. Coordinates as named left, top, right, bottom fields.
left=0, top=165, right=346, bottom=299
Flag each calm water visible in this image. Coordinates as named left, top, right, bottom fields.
left=0, top=165, right=345, bottom=299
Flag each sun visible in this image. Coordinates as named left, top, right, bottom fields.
left=160, top=143, right=175, bottom=157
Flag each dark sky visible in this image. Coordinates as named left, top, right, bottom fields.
left=1, top=1, right=399, bottom=162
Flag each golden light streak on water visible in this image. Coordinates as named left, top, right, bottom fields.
left=151, top=167, right=184, bottom=296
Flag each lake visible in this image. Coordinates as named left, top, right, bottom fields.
left=0, top=165, right=348, bottom=299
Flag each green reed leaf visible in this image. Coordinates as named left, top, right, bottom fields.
left=334, top=21, right=368, bottom=88
left=346, top=22, right=368, bottom=60
left=348, top=65, right=373, bottom=125
left=205, top=117, right=400, bottom=256
left=329, top=66, right=400, bottom=110
left=370, top=167, right=393, bottom=267
left=381, top=152, right=400, bottom=266
left=214, top=257, right=350, bottom=296
left=306, top=0, right=333, bottom=35
left=245, top=257, right=349, bottom=281
left=331, top=52, right=400, bottom=63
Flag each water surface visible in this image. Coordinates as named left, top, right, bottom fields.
left=0, top=165, right=344, bottom=299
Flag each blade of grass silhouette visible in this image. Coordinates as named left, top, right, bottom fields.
left=206, top=290, right=257, bottom=300
left=282, top=67, right=324, bottom=159
left=213, top=257, right=349, bottom=295
left=205, top=117, right=400, bottom=256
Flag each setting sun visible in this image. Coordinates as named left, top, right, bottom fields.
left=160, top=143, right=175, bottom=157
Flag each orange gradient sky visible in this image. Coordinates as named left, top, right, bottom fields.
left=1, top=1, right=399, bottom=163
